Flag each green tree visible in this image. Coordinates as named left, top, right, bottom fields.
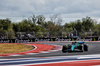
left=92, top=24, right=100, bottom=36
left=74, top=20, right=82, bottom=35
left=8, top=24, right=15, bottom=39
left=19, top=19, right=31, bottom=32
left=0, top=19, right=11, bottom=30
left=82, top=16, right=94, bottom=31
left=12, top=23, right=20, bottom=32
left=36, top=15, right=45, bottom=25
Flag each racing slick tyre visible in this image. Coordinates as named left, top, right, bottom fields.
left=62, top=45, right=67, bottom=53
left=84, top=44, right=88, bottom=51
left=79, top=46, right=84, bottom=52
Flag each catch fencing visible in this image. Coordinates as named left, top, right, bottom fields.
left=0, top=31, right=100, bottom=43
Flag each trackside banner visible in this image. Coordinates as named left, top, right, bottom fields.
left=0, top=37, right=100, bottom=43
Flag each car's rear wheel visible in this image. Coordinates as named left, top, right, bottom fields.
left=84, top=44, right=88, bottom=51
left=62, top=45, right=67, bottom=53
left=79, top=46, right=84, bottom=52
left=81, top=46, right=84, bottom=52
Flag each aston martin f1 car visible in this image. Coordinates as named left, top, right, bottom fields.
left=62, top=42, right=88, bottom=53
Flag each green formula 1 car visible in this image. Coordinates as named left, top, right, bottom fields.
left=62, top=42, right=88, bottom=53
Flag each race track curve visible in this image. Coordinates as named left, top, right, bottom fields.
left=0, top=42, right=100, bottom=59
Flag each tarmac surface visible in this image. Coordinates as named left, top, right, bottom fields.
left=0, top=42, right=100, bottom=59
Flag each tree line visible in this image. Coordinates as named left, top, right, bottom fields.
left=0, top=15, right=100, bottom=39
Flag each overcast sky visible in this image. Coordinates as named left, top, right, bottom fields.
left=0, top=0, right=100, bottom=24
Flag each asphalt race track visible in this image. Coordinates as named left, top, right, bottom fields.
left=0, top=42, right=100, bottom=59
